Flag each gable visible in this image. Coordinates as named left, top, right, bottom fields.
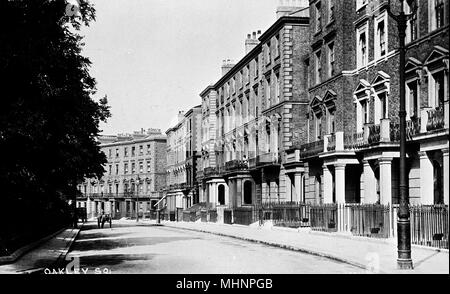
left=424, top=46, right=449, bottom=65
left=371, top=71, right=390, bottom=85
left=354, top=79, right=370, bottom=94
left=323, top=89, right=337, bottom=106
left=405, top=57, right=422, bottom=73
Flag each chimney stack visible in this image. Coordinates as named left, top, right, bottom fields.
left=221, top=59, right=235, bottom=76
left=245, top=30, right=261, bottom=54
left=178, top=110, right=185, bottom=122
left=276, top=0, right=309, bottom=19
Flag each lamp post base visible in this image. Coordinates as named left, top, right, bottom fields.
left=397, top=258, right=414, bottom=270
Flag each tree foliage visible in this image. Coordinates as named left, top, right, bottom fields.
left=0, top=0, right=110, bottom=233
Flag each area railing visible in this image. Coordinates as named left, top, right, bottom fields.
left=410, top=204, right=448, bottom=249
left=256, top=202, right=311, bottom=228
left=347, top=204, right=391, bottom=238
left=309, top=203, right=338, bottom=232
left=233, top=206, right=255, bottom=225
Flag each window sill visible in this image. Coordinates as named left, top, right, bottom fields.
left=326, top=19, right=335, bottom=28
left=356, top=4, right=367, bottom=12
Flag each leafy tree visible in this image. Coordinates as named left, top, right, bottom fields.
left=0, top=0, right=110, bottom=242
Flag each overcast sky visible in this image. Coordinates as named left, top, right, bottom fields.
left=80, top=0, right=279, bottom=135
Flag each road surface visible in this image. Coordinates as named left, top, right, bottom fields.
left=65, top=221, right=364, bottom=274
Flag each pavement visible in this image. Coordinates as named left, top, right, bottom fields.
left=0, top=226, right=80, bottom=274
left=152, top=220, right=449, bottom=274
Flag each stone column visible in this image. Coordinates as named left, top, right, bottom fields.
left=212, top=182, right=218, bottom=206
left=443, top=148, right=449, bottom=205
left=334, top=164, right=346, bottom=204
left=335, top=163, right=346, bottom=232
left=86, top=196, right=91, bottom=219
left=285, top=174, right=292, bottom=202
left=294, top=173, right=302, bottom=202
left=323, top=165, right=333, bottom=203
left=236, top=178, right=243, bottom=207
left=363, top=160, right=377, bottom=204
left=379, top=158, right=392, bottom=205
left=419, top=151, right=434, bottom=204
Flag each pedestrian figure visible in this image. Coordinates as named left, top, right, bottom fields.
left=97, top=210, right=105, bottom=228
left=101, top=213, right=112, bottom=228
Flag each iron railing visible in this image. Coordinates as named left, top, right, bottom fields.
left=348, top=204, right=391, bottom=238
left=426, top=107, right=445, bottom=131
left=299, top=140, right=324, bottom=158
left=410, top=204, right=448, bottom=249
left=256, top=202, right=310, bottom=228
left=233, top=206, right=255, bottom=225
left=344, top=132, right=365, bottom=150
left=310, top=203, right=338, bottom=232
left=367, top=124, right=381, bottom=144
left=390, top=122, right=401, bottom=142
left=225, top=159, right=249, bottom=172
left=224, top=209, right=233, bottom=224
left=326, top=135, right=336, bottom=152
left=256, top=152, right=281, bottom=165
left=406, top=117, right=421, bottom=140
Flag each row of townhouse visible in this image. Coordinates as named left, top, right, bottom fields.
left=77, top=0, right=449, bottom=222
left=163, top=107, right=202, bottom=220
left=192, top=0, right=449, bottom=213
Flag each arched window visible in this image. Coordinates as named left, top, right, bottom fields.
left=218, top=185, right=225, bottom=205
left=243, top=181, right=252, bottom=205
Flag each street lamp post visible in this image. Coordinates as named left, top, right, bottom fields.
left=387, top=0, right=416, bottom=270
left=136, top=176, right=140, bottom=222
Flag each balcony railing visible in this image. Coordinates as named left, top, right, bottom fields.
left=406, top=117, right=421, bottom=140
left=256, top=152, right=281, bottom=165
left=326, top=135, right=336, bottom=152
left=344, top=132, right=365, bottom=150
left=225, top=159, right=249, bottom=172
left=389, top=122, right=401, bottom=142
left=81, top=192, right=153, bottom=199
left=367, top=124, right=381, bottom=144
left=426, top=107, right=445, bottom=132
left=299, top=140, right=324, bottom=159
left=203, top=165, right=225, bottom=177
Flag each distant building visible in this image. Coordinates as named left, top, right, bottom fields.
left=76, top=128, right=167, bottom=219
left=163, top=106, right=202, bottom=220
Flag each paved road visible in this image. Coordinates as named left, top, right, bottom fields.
left=66, top=221, right=364, bottom=274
